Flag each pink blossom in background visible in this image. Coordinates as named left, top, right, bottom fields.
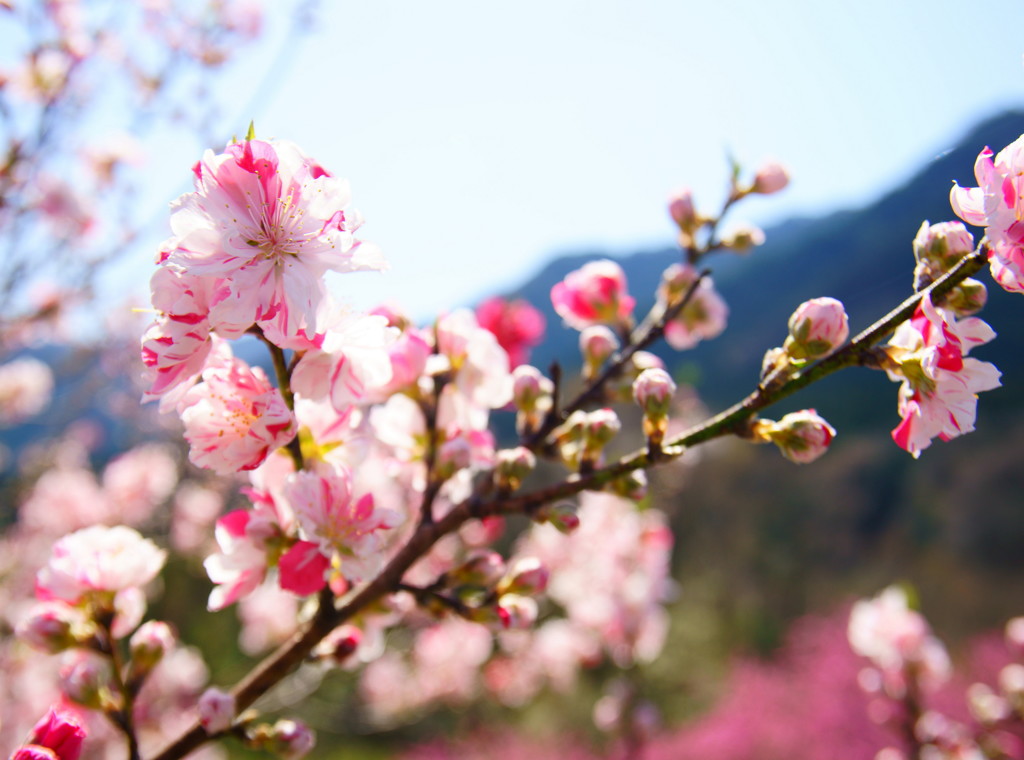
left=179, top=351, right=295, bottom=474
left=35, top=525, right=166, bottom=604
left=551, top=259, right=635, bottom=331
left=0, top=357, right=54, bottom=426
left=474, top=296, right=546, bottom=368
left=659, top=264, right=728, bottom=351
left=848, top=586, right=951, bottom=691
left=951, top=133, right=1024, bottom=293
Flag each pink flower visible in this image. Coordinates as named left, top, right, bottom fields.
left=36, top=525, right=166, bottom=603
left=203, top=508, right=279, bottom=611
left=164, top=138, right=386, bottom=339
left=284, top=467, right=402, bottom=582
left=659, top=264, right=728, bottom=350
left=551, top=260, right=635, bottom=330
left=11, top=707, right=85, bottom=760
left=474, top=296, right=546, bottom=368
left=786, top=297, right=849, bottom=360
left=951, top=134, right=1024, bottom=293
left=886, top=297, right=1001, bottom=457
left=180, top=352, right=295, bottom=474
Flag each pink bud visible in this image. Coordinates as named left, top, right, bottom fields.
left=534, top=501, right=580, bottom=533
left=437, top=436, right=473, bottom=477
left=786, top=297, right=849, bottom=359
left=633, top=368, right=676, bottom=420
left=759, top=409, right=836, bottom=464
left=667, top=187, right=697, bottom=230
left=59, top=651, right=116, bottom=710
left=511, top=365, right=552, bottom=413
left=198, top=687, right=236, bottom=734
left=316, top=624, right=362, bottom=664
left=913, top=220, right=975, bottom=269
left=579, top=325, right=620, bottom=367
left=751, top=161, right=790, bottom=194
left=16, top=602, right=85, bottom=654
left=129, top=620, right=175, bottom=673
left=20, top=707, right=86, bottom=760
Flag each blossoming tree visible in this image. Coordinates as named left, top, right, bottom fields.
left=5, top=53, right=1024, bottom=760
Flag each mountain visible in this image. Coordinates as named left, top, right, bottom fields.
left=501, top=110, right=1024, bottom=433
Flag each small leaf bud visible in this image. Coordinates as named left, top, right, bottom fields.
left=721, top=224, right=765, bottom=253
left=498, top=557, right=550, bottom=597
left=609, top=468, right=648, bottom=501
left=534, top=501, right=580, bottom=533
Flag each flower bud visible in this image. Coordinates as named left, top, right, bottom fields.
left=913, top=220, right=974, bottom=271
left=198, top=687, right=236, bottom=734
left=59, top=651, right=119, bottom=711
left=17, top=602, right=89, bottom=654
left=755, top=409, right=836, bottom=464
left=314, top=624, right=362, bottom=664
left=667, top=187, right=698, bottom=231
left=722, top=224, right=764, bottom=253
left=633, top=368, right=676, bottom=420
left=658, top=263, right=700, bottom=307
left=943, top=278, right=987, bottom=317
left=534, top=501, right=580, bottom=533
left=785, top=297, right=849, bottom=360
left=751, top=161, right=790, bottom=195
left=511, top=365, right=552, bottom=413
left=129, top=620, right=175, bottom=678
left=16, top=707, right=86, bottom=760
left=449, top=551, right=507, bottom=588
left=494, top=446, right=536, bottom=491
left=580, top=325, right=620, bottom=377
left=495, top=594, right=539, bottom=630
left=499, top=557, right=550, bottom=596
left=761, top=346, right=789, bottom=381
left=436, top=436, right=472, bottom=480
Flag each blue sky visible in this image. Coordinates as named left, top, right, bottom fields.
left=139, top=0, right=1024, bottom=321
